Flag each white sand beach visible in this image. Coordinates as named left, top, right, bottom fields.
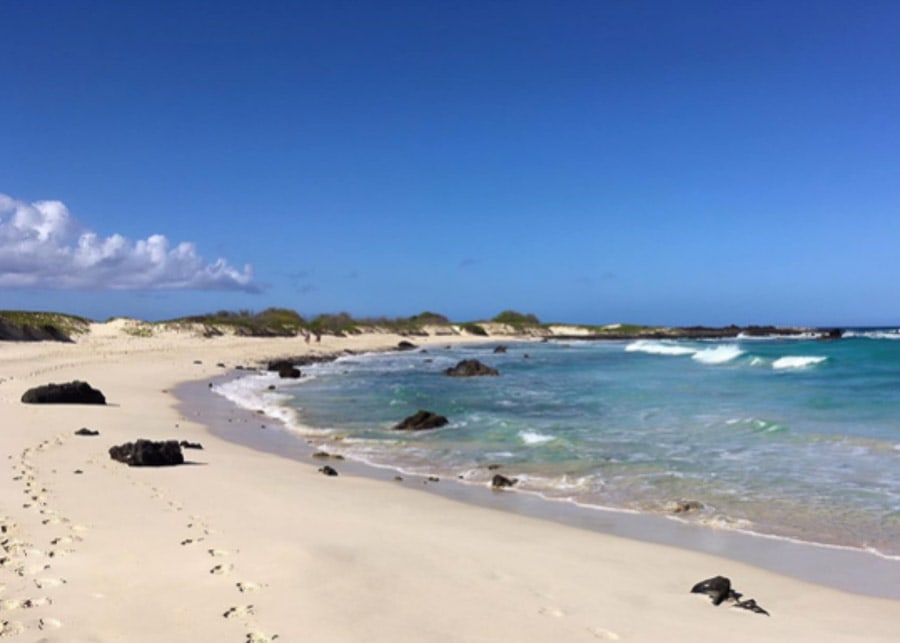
left=2, top=322, right=899, bottom=642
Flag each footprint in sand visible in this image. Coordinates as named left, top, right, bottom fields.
left=208, top=548, right=234, bottom=557
left=39, top=617, right=62, bottom=630
left=223, top=605, right=255, bottom=619
left=236, top=581, right=260, bottom=593
left=0, top=620, right=25, bottom=637
left=34, top=577, right=66, bottom=590
left=246, top=631, right=279, bottom=642
left=16, top=563, right=50, bottom=577
left=587, top=626, right=621, bottom=640
left=210, top=564, right=234, bottom=576
left=539, top=606, right=567, bottom=618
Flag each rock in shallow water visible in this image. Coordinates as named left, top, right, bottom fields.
left=393, top=410, right=449, bottom=431
left=491, top=474, right=518, bottom=489
left=444, top=359, right=499, bottom=377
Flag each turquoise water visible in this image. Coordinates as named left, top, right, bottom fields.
left=218, top=331, right=900, bottom=556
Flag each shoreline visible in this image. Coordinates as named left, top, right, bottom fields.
left=3, top=323, right=900, bottom=641
left=186, top=367, right=900, bottom=601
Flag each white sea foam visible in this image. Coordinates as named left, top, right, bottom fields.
left=844, top=329, right=900, bottom=340
left=772, top=356, right=828, bottom=370
left=624, top=340, right=695, bottom=356
left=691, top=344, right=744, bottom=365
left=519, top=430, right=555, bottom=445
left=214, top=374, right=306, bottom=433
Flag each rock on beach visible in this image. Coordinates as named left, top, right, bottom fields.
left=21, top=381, right=107, bottom=405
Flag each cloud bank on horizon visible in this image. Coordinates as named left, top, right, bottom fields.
left=0, top=194, right=259, bottom=292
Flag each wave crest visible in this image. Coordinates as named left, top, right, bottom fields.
left=691, top=345, right=744, bottom=365
left=772, top=356, right=828, bottom=370
left=625, top=340, right=695, bottom=356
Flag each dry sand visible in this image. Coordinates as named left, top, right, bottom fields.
left=2, top=322, right=899, bottom=642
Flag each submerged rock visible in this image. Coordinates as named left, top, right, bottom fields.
left=444, top=359, right=499, bottom=377
left=671, top=500, right=704, bottom=514
left=394, top=410, right=449, bottom=431
left=22, top=381, right=106, bottom=405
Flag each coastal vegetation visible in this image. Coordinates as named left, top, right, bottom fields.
left=0, top=310, right=92, bottom=341
left=168, top=308, right=306, bottom=336
left=491, top=310, right=541, bottom=326
left=0, top=308, right=813, bottom=342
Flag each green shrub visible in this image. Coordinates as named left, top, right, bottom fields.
left=492, top=310, right=541, bottom=326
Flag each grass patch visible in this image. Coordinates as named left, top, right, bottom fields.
left=0, top=310, right=93, bottom=341
left=166, top=308, right=306, bottom=337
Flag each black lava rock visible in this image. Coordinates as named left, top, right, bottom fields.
left=394, top=410, right=449, bottom=431
left=109, top=440, right=185, bottom=467
left=491, top=474, right=518, bottom=489
left=22, top=381, right=106, bottom=405
left=444, top=359, right=499, bottom=377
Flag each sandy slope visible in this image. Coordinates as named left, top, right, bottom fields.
left=1, top=322, right=898, bottom=642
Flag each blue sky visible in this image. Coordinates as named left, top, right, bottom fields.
left=2, top=1, right=899, bottom=326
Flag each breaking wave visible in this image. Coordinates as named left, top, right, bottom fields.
left=772, top=356, right=828, bottom=370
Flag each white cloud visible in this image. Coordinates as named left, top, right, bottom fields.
left=0, top=194, right=259, bottom=292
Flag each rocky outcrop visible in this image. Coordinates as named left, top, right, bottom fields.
left=21, top=381, right=106, bottom=405
left=179, top=440, right=204, bottom=450
left=74, top=427, right=99, bottom=436
left=109, top=440, right=185, bottom=466
left=445, top=359, right=499, bottom=377
left=394, top=410, right=449, bottom=431
left=267, top=360, right=301, bottom=378
left=318, top=465, right=338, bottom=476
left=397, top=340, right=418, bottom=351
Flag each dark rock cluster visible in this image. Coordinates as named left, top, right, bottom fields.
left=394, top=410, right=449, bottom=431
left=445, top=359, right=499, bottom=377
left=491, top=474, right=518, bottom=489
left=109, top=440, right=185, bottom=467
left=267, top=360, right=301, bottom=379
left=21, top=381, right=106, bottom=405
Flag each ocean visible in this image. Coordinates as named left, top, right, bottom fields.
left=216, top=330, right=900, bottom=558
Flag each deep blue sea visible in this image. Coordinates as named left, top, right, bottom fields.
left=217, top=330, right=900, bottom=557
